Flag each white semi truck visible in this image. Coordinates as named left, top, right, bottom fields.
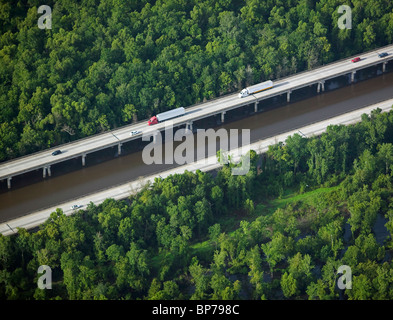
left=148, top=107, right=185, bottom=125
left=238, top=80, right=273, bottom=98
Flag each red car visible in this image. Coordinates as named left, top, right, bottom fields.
left=351, top=57, right=361, bottom=63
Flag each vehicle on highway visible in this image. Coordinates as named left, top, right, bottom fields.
left=238, top=80, right=273, bottom=98
left=71, top=204, right=82, bottom=210
left=51, top=150, right=62, bottom=156
left=378, top=52, right=388, bottom=58
left=148, top=107, right=185, bottom=125
left=130, top=130, right=142, bottom=136
left=351, top=57, right=361, bottom=63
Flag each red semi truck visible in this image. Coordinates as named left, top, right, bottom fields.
left=148, top=107, right=185, bottom=125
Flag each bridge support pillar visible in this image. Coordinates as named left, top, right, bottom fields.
left=287, top=90, right=291, bottom=103
left=254, top=101, right=259, bottom=113
left=7, top=177, right=12, bottom=189
left=82, top=154, right=86, bottom=166
left=118, top=143, right=122, bottom=155
left=221, top=111, right=226, bottom=123
left=186, top=121, right=193, bottom=132
left=43, top=167, right=47, bottom=178
left=383, top=62, right=387, bottom=73
left=351, top=71, right=356, bottom=83
left=317, top=81, right=325, bottom=93
left=47, top=166, right=51, bottom=177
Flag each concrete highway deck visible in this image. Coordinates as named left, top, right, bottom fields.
left=1, top=44, right=393, bottom=184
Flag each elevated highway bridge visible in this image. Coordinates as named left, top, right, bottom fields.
left=1, top=44, right=393, bottom=189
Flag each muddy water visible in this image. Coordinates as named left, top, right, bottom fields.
left=1, top=69, right=393, bottom=222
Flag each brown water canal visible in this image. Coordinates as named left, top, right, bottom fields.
left=1, top=66, right=393, bottom=222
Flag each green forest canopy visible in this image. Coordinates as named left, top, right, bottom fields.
left=1, top=0, right=393, bottom=160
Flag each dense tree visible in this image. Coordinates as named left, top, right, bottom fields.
left=281, top=272, right=299, bottom=298
left=1, top=0, right=393, bottom=162
left=261, top=232, right=294, bottom=277
left=188, top=257, right=210, bottom=300
left=247, top=245, right=265, bottom=299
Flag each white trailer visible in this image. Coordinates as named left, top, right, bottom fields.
left=157, top=107, right=185, bottom=122
left=238, top=80, right=273, bottom=98
left=148, top=107, right=185, bottom=125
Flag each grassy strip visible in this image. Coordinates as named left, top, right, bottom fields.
left=189, top=185, right=341, bottom=260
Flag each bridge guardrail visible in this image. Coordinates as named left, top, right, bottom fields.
left=1, top=43, right=392, bottom=169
